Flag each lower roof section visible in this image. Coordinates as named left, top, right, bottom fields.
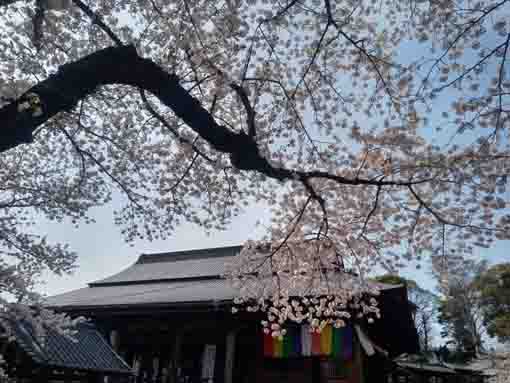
left=45, top=278, right=236, bottom=311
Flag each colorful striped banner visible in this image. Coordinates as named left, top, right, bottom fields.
left=263, top=324, right=353, bottom=359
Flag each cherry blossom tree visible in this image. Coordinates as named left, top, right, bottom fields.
left=1, top=0, right=510, bottom=335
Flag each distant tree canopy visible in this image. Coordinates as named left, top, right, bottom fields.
left=0, top=0, right=510, bottom=337
left=435, top=259, right=488, bottom=359
left=474, top=263, right=510, bottom=344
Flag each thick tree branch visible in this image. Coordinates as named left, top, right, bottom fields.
left=230, top=84, right=256, bottom=138
left=0, top=45, right=433, bottom=189
left=138, top=89, right=213, bottom=162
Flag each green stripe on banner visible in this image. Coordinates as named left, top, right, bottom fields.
left=283, top=329, right=293, bottom=357
left=332, top=326, right=343, bottom=358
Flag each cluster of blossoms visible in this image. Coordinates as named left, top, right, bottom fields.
left=226, top=241, right=381, bottom=336
left=233, top=294, right=380, bottom=337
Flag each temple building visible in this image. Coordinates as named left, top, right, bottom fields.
left=46, top=245, right=420, bottom=383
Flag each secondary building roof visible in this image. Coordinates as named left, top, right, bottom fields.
left=3, top=319, right=132, bottom=375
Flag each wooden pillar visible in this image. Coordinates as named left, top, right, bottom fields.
left=132, top=353, right=142, bottom=383
left=224, top=330, right=237, bottom=383
left=152, top=356, right=160, bottom=382
left=168, top=332, right=182, bottom=383
left=161, top=367, right=169, bottom=383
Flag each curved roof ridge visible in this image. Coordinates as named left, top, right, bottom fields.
left=88, top=245, right=242, bottom=287
left=136, top=244, right=243, bottom=264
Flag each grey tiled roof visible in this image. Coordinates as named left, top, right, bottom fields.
left=46, top=245, right=400, bottom=310
left=90, top=245, right=242, bottom=286
left=9, top=320, right=132, bottom=374
left=46, top=246, right=243, bottom=309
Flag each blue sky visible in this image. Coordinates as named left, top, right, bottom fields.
left=37, top=196, right=508, bottom=297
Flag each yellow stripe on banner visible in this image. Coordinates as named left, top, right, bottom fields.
left=320, top=325, right=333, bottom=356
left=273, top=336, right=283, bottom=357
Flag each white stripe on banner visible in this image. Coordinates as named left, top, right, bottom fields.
left=301, top=324, right=312, bottom=356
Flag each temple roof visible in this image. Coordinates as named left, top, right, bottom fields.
left=89, top=245, right=242, bottom=287
left=45, top=245, right=242, bottom=310
left=46, top=245, right=400, bottom=311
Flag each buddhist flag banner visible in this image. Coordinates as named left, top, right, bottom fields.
left=263, top=324, right=354, bottom=359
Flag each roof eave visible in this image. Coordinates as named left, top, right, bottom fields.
left=48, top=299, right=234, bottom=315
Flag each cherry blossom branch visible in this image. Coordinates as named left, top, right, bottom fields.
left=70, top=0, right=123, bottom=46
left=269, top=195, right=313, bottom=262
left=323, top=0, right=395, bottom=103
left=495, top=32, right=510, bottom=133
left=0, top=0, right=124, bottom=49
left=359, top=185, right=382, bottom=237
left=164, top=152, right=199, bottom=194
left=300, top=176, right=329, bottom=237
left=58, top=125, right=145, bottom=208
left=0, top=45, right=437, bottom=194
left=408, top=185, right=502, bottom=232
left=0, top=0, right=19, bottom=6
left=434, top=39, right=510, bottom=92
left=416, top=0, right=509, bottom=96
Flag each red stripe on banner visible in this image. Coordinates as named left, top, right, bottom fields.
left=311, top=330, right=322, bottom=355
left=263, top=332, right=274, bottom=357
